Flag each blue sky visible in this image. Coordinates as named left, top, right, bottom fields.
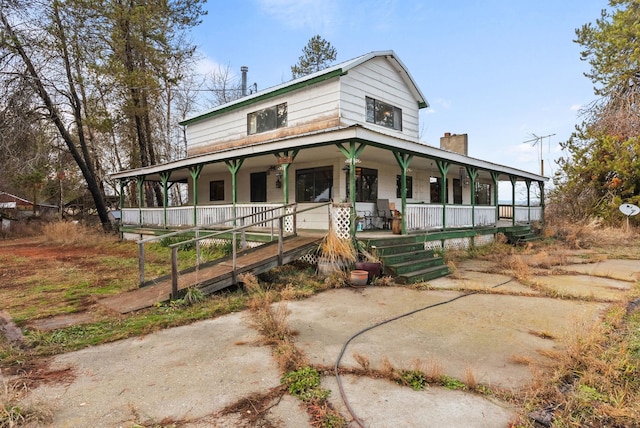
left=190, top=0, right=609, bottom=181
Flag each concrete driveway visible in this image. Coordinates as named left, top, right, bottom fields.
left=19, top=252, right=639, bottom=427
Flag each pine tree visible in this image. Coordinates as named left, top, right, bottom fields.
left=291, top=35, right=337, bottom=79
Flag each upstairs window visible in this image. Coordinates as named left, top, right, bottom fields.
left=248, top=103, right=287, bottom=135
left=366, top=96, right=402, bottom=131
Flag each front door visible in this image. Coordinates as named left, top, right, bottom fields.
left=250, top=172, right=267, bottom=202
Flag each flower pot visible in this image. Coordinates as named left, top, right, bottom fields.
left=350, top=270, right=369, bottom=286
left=317, top=257, right=347, bottom=277
left=354, top=261, right=381, bottom=281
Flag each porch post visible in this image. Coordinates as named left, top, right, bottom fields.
left=118, top=180, right=126, bottom=236
left=160, top=172, right=171, bottom=229
left=393, top=152, right=413, bottom=235
left=189, top=165, right=202, bottom=226
left=466, top=167, right=478, bottom=228
left=136, top=175, right=145, bottom=226
left=436, top=160, right=450, bottom=230
left=525, top=179, right=532, bottom=223
left=538, top=181, right=545, bottom=225
left=274, top=150, right=299, bottom=205
left=510, top=175, right=517, bottom=226
left=337, top=142, right=366, bottom=236
left=225, top=159, right=243, bottom=225
left=491, top=171, right=500, bottom=225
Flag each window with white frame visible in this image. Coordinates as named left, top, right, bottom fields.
left=247, top=103, right=287, bottom=135
left=366, top=96, right=402, bottom=131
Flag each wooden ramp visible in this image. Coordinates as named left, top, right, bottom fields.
left=99, top=236, right=320, bottom=314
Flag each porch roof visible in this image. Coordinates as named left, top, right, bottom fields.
left=111, top=124, right=548, bottom=184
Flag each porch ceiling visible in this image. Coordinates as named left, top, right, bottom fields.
left=111, top=125, right=547, bottom=184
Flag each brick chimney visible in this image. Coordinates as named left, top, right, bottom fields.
left=440, top=132, right=468, bottom=155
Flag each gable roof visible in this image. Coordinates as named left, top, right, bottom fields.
left=179, top=50, right=428, bottom=126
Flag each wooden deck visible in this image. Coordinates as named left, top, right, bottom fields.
left=99, top=235, right=320, bottom=314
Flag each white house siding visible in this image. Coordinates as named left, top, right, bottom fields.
left=186, top=78, right=342, bottom=156
left=339, top=57, right=420, bottom=139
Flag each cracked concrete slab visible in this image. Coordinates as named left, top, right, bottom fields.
left=20, top=253, right=638, bottom=427
left=558, top=259, right=640, bottom=282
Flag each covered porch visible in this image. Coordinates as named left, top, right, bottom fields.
left=112, top=125, right=546, bottom=239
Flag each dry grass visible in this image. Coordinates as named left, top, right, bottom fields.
left=317, top=232, right=357, bottom=265
left=518, top=305, right=640, bottom=426
left=42, top=221, right=115, bottom=246
left=0, top=371, right=51, bottom=426
left=463, top=367, right=478, bottom=390
left=353, top=352, right=370, bottom=372
left=241, top=272, right=308, bottom=373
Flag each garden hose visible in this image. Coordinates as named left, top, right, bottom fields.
left=334, top=279, right=514, bottom=428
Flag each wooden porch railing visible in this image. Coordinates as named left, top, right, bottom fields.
left=122, top=203, right=285, bottom=229
left=404, top=204, right=498, bottom=231
left=135, top=203, right=331, bottom=298
left=499, top=205, right=542, bottom=222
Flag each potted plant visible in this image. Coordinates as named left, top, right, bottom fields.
left=355, top=241, right=382, bottom=281
left=316, top=231, right=357, bottom=277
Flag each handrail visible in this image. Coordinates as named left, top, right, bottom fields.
left=138, top=202, right=330, bottom=298
left=136, top=202, right=297, bottom=285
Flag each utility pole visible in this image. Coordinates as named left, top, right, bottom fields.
left=523, top=133, right=555, bottom=176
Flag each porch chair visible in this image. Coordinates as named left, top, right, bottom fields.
left=376, top=199, right=393, bottom=230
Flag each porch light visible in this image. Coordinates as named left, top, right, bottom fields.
left=275, top=172, right=282, bottom=189
left=459, top=167, right=469, bottom=186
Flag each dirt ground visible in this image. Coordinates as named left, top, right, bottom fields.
left=2, top=237, right=640, bottom=427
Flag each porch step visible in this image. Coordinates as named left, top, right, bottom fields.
left=395, top=265, right=451, bottom=285
left=362, top=237, right=449, bottom=284
left=506, top=230, right=540, bottom=245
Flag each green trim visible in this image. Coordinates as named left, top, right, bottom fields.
left=538, top=181, right=545, bottom=225
left=393, top=151, right=413, bottom=235
left=337, top=142, right=366, bottom=235
left=525, top=179, right=532, bottom=223
left=189, top=165, right=203, bottom=226
left=225, top=160, right=243, bottom=225
left=436, top=160, right=449, bottom=229
left=509, top=175, right=517, bottom=226
left=179, top=69, right=345, bottom=126
left=273, top=150, right=299, bottom=205
left=160, top=172, right=171, bottom=228
left=491, top=171, right=500, bottom=224
left=136, top=176, right=145, bottom=227
left=466, top=167, right=478, bottom=228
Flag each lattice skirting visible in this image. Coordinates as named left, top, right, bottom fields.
left=424, top=234, right=495, bottom=251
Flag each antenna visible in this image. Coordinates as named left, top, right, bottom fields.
left=522, top=133, right=555, bottom=176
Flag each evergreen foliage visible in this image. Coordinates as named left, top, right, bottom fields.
left=291, top=35, right=337, bottom=79
left=551, top=0, right=640, bottom=224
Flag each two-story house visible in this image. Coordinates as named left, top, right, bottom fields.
left=112, top=50, right=546, bottom=246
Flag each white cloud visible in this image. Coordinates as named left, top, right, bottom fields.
left=194, top=55, right=224, bottom=77
left=570, top=103, right=582, bottom=111
left=433, top=97, right=452, bottom=109
left=256, top=0, right=339, bottom=33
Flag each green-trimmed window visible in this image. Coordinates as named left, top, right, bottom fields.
left=366, top=96, right=402, bottom=130
left=247, top=103, right=287, bottom=135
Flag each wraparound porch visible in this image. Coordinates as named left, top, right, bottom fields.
left=120, top=202, right=543, bottom=235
